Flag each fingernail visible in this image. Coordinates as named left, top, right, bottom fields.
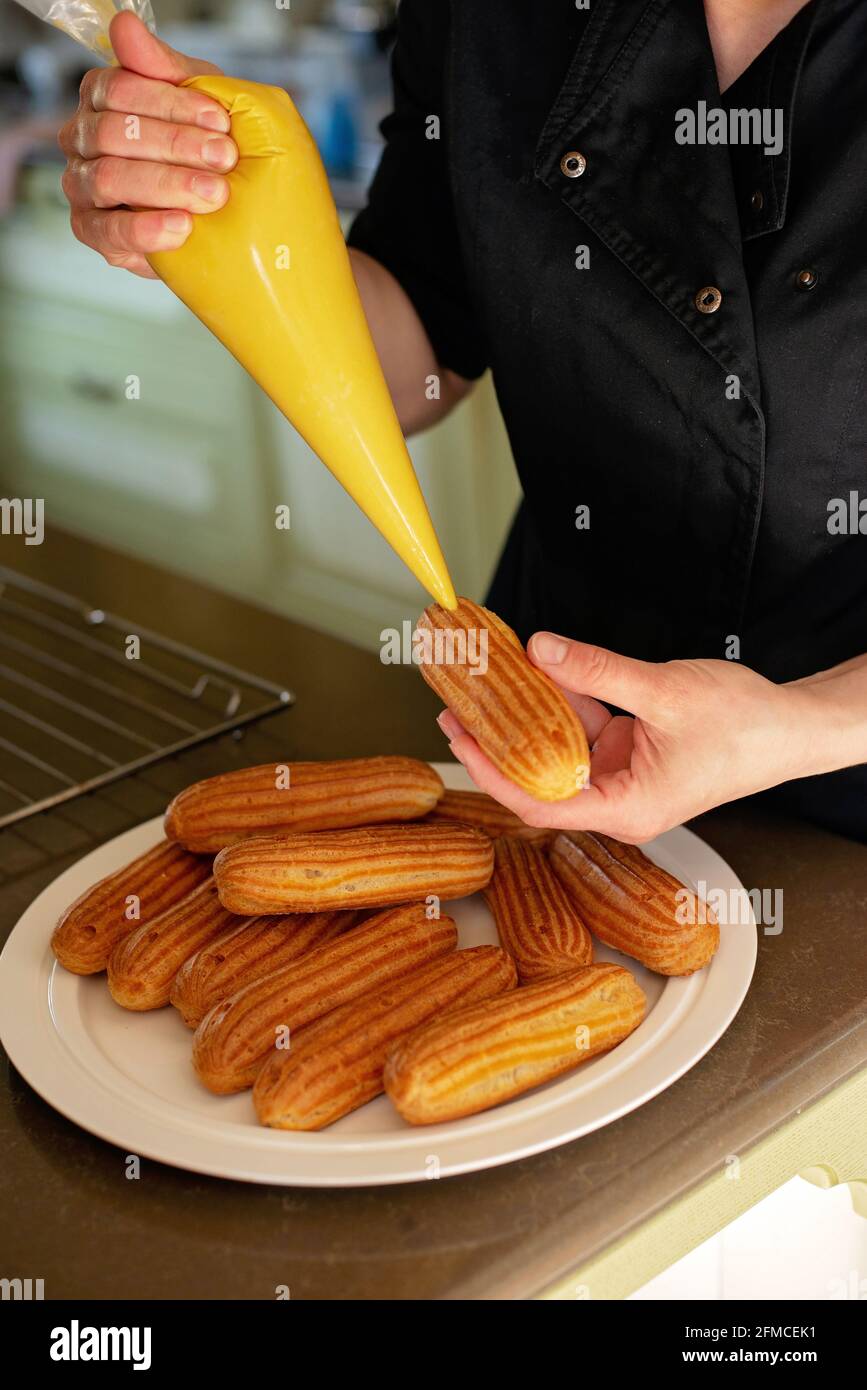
left=202, top=136, right=235, bottom=169
left=198, top=107, right=230, bottom=133
left=436, top=712, right=449, bottom=731
left=163, top=212, right=190, bottom=234
left=192, top=173, right=226, bottom=203
left=532, top=632, right=569, bottom=664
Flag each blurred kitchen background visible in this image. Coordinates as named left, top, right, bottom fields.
left=0, top=0, right=519, bottom=651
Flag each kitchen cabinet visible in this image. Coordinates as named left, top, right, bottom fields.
left=0, top=283, right=272, bottom=596
left=0, top=167, right=520, bottom=649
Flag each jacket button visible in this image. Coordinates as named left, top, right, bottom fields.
left=560, top=150, right=587, bottom=178
left=796, top=267, right=818, bottom=290
left=694, top=285, right=723, bottom=314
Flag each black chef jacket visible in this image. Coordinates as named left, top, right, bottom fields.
left=349, top=0, right=867, bottom=840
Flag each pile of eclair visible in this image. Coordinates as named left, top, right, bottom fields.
left=50, top=600, right=720, bottom=1132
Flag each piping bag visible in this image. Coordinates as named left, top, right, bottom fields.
left=19, top=0, right=457, bottom=609
left=148, top=75, right=457, bottom=610
left=12, top=0, right=156, bottom=63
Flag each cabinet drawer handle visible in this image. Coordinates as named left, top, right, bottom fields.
left=70, top=374, right=117, bottom=403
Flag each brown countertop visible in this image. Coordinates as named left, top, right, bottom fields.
left=2, top=530, right=866, bottom=1300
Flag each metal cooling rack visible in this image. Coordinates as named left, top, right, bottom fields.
left=0, top=567, right=293, bottom=829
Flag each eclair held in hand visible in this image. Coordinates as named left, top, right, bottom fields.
left=415, top=598, right=590, bottom=801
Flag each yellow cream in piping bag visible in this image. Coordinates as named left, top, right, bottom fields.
left=147, top=76, right=456, bottom=610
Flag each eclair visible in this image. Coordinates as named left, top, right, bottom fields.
left=52, top=839, right=211, bottom=975
left=426, top=788, right=553, bottom=844
left=415, top=597, right=590, bottom=801
left=213, top=822, right=493, bottom=914
left=254, top=945, right=517, bottom=1130
left=549, top=831, right=720, bottom=976
left=164, top=756, right=444, bottom=852
left=107, top=878, right=237, bottom=1011
left=193, top=903, right=457, bottom=1093
left=170, top=909, right=357, bottom=1028
left=483, top=836, right=593, bottom=981
left=384, top=962, right=646, bottom=1124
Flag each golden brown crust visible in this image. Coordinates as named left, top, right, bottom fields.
left=192, top=904, right=457, bottom=1093
left=549, top=831, right=720, bottom=976
left=426, top=788, right=553, bottom=844
left=170, top=909, right=357, bottom=1027
left=212, top=823, right=493, bottom=914
left=253, top=945, right=517, bottom=1130
left=384, top=962, right=646, bottom=1124
left=164, top=756, right=444, bottom=852
left=51, top=839, right=211, bottom=976
left=483, top=837, right=593, bottom=981
left=107, top=879, right=238, bottom=1011
left=415, top=598, right=590, bottom=801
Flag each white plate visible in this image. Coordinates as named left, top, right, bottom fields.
left=0, top=764, right=756, bottom=1186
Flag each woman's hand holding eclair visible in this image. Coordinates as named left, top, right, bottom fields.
left=440, top=631, right=830, bottom=845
